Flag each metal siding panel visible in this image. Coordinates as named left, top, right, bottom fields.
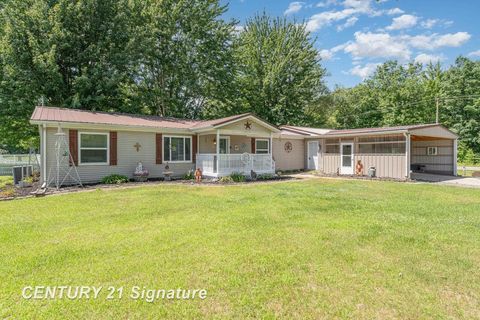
left=272, top=138, right=305, bottom=171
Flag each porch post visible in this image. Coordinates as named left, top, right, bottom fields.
left=453, top=138, right=458, bottom=176
left=405, top=133, right=411, bottom=179
left=269, top=132, right=273, bottom=171
left=216, top=129, right=220, bottom=174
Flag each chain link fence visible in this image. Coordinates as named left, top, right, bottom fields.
left=0, top=154, right=41, bottom=176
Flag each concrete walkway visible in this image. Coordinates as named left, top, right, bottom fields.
left=411, top=173, right=480, bottom=188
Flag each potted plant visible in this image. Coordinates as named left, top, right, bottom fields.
left=133, top=162, right=149, bottom=182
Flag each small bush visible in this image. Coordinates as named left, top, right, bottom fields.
left=23, top=176, right=34, bottom=183
left=257, top=173, right=275, bottom=180
left=0, top=187, right=16, bottom=198
left=230, top=172, right=246, bottom=182
left=101, top=174, right=129, bottom=184
left=219, top=176, right=234, bottom=183
left=183, top=170, right=194, bottom=180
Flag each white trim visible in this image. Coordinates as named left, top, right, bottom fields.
left=427, top=146, right=438, bottom=156
left=30, top=120, right=192, bottom=134
left=340, top=142, right=354, bottom=175
left=255, top=138, right=270, bottom=154
left=405, top=133, right=411, bottom=179
left=78, top=131, right=109, bottom=166
left=41, top=125, right=47, bottom=182
left=219, top=136, right=230, bottom=154
left=453, top=139, right=458, bottom=176
left=163, top=135, right=193, bottom=163
left=192, top=115, right=280, bottom=133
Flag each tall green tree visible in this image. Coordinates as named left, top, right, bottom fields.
left=441, top=57, right=480, bottom=155
left=126, top=0, right=237, bottom=118
left=0, top=0, right=134, bottom=151
left=232, top=13, right=327, bottom=126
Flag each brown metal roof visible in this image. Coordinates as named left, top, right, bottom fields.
left=324, top=124, right=440, bottom=135
left=191, top=113, right=251, bottom=128
left=31, top=106, right=204, bottom=129
left=31, top=107, right=278, bottom=131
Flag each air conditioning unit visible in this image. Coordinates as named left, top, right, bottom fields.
left=12, top=165, right=33, bottom=185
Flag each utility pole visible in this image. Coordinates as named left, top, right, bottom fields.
left=435, top=97, right=439, bottom=124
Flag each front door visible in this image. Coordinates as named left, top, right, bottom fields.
left=307, top=141, right=319, bottom=170
left=340, top=143, right=354, bottom=175
left=219, top=137, right=230, bottom=154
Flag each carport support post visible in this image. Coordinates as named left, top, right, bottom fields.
left=453, top=138, right=458, bottom=176
left=216, top=129, right=220, bottom=174
left=405, top=133, right=411, bottom=179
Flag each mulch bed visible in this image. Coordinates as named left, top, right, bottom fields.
left=0, top=176, right=297, bottom=201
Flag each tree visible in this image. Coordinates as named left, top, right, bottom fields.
left=0, top=0, right=134, bottom=151
left=126, top=0, right=237, bottom=118
left=441, top=57, right=480, bottom=155
left=232, top=13, right=327, bottom=126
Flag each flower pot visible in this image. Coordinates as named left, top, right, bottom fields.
left=133, top=175, right=148, bottom=182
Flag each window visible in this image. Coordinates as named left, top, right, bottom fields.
left=255, top=139, right=269, bottom=154
left=79, top=132, right=109, bottom=165
left=163, top=136, right=191, bottom=162
left=325, top=144, right=339, bottom=154
left=358, top=142, right=405, bottom=154
left=427, top=146, right=438, bottom=156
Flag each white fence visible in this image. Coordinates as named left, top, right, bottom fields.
left=0, top=154, right=41, bottom=176
left=196, top=153, right=275, bottom=177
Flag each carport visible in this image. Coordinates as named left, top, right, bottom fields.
left=405, top=124, right=459, bottom=179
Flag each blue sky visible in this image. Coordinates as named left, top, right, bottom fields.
left=220, top=0, right=479, bottom=88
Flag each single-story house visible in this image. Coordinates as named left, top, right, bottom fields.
left=30, top=106, right=459, bottom=184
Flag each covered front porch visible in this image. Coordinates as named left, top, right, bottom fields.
left=196, top=153, right=275, bottom=177
left=191, top=114, right=279, bottom=177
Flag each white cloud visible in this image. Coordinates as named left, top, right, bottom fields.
left=386, top=14, right=418, bottom=30
left=421, top=19, right=438, bottom=29
left=284, top=2, right=304, bottom=15
left=337, top=16, right=358, bottom=31
left=349, top=63, right=381, bottom=79
left=386, top=8, right=404, bottom=15
left=234, top=25, right=244, bottom=33
left=407, top=32, right=471, bottom=50
left=414, top=53, right=445, bottom=64
left=344, top=31, right=411, bottom=60
left=339, top=31, right=471, bottom=61
left=468, top=50, right=480, bottom=57
left=316, top=0, right=338, bottom=7
left=318, top=49, right=335, bottom=60
left=306, top=0, right=377, bottom=32
left=318, top=43, right=347, bottom=60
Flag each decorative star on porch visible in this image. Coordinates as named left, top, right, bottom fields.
left=134, top=142, right=141, bottom=152
left=244, top=121, right=252, bottom=130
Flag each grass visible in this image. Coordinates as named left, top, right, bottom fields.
left=1, top=179, right=480, bottom=319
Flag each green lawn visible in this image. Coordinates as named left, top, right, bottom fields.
left=1, top=179, right=480, bottom=319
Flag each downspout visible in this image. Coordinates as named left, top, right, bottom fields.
left=404, top=132, right=411, bottom=180
left=453, top=138, right=458, bottom=176
left=41, top=124, right=47, bottom=184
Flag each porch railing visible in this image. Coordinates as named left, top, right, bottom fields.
left=196, top=153, right=274, bottom=176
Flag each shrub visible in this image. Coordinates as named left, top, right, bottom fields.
left=23, top=176, right=34, bottom=183
left=101, top=174, right=129, bottom=184
left=257, top=173, right=275, bottom=180
left=219, top=176, right=234, bottom=183
left=0, top=187, right=16, bottom=198
left=230, top=172, right=246, bottom=182
left=183, top=170, right=194, bottom=180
